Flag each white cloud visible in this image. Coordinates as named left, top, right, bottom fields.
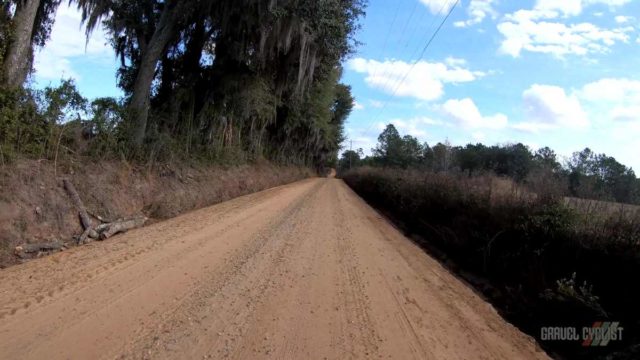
left=577, top=78, right=640, bottom=168
left=587, top=0, right=634, bottom=7
left=353, top=101, right=365, bottom=110
left=498, top=2, right=634, bottom=57
left=419, top=0, right=456, bottom=14
left=34, top=4, right=114, bottom=81
left=444, top=57, right=467, bottom=67
left=615, top=15, right=633, bottom=24
left=535, top=0, right=632, bottom=17
left=610, top=106, right=640, bottom=122
left=384, top=117, right=443, bottom=138
left=348, top=58, right=484, bottom=101
left=513, top=79, right=640, bottom=133
left=454, top=0, right=498, bottom=28
left=580, top=78, right=640, bottom=103
left=441, top=98, right=508, bottom=129
left=579, top=78, right=640, bottom=122
left=498, top=13, right=632, bottom=57
left=534, top=0, right=583, bottom=17
left=517, top=84, right=589, bottom=132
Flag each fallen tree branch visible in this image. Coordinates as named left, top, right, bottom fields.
left=99, top=217, right=147, bottom=240
left=78, top=226, right=96, bottom=244
left=62, top=179, right=147, bottom=245
left=15, top=241, right=65, bottom=254
left=63, top=178, right=92, bottom=230
left=86, top=209, right=114, bottom=223
left=63, top=179, right=98, bottom=243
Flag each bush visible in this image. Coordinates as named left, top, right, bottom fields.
left=0, top=87, right=45, bottom=157
left=343, top=167, right=640, bottom=359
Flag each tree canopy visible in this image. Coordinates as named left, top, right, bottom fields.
left=1, top=0, right=367, bottom=171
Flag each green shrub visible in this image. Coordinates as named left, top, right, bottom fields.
left=0, top=87, right=46, bottom=156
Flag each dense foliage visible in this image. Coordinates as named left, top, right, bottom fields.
left=1, top=0, right=365, bottom=170
left=339, top=124, right=640, bottom=205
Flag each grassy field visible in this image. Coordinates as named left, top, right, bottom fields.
left=565, top=197, right=640, bottom=220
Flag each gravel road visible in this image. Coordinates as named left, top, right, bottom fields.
left=0, top=178, right=547, bottom=359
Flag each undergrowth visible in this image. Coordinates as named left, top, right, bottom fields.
left=342, top=167, right=640, bottom=359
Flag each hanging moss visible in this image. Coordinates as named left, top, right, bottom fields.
left=34, top=0, right=368, bottom=168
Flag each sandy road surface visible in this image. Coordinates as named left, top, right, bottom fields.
left=0, top=178, right=548, bottom=359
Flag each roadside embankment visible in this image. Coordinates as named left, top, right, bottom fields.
left=0, top=158, right=313, bottom=267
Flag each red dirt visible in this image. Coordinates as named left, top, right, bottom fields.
left=0, top=178, right=548, bottom=359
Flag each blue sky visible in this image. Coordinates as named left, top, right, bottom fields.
left=32, top=1, right=640, bottom=170
left=343, top=0, right=640, bottom=170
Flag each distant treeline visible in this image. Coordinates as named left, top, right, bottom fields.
left=1, top=0, right=367, bottom=170
left=340, top=124, right=640, bottom=205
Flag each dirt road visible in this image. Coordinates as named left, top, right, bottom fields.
left=0, top=178, right=547, bottom=359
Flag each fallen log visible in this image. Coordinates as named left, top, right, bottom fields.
left=78, top=226, right=95, bottom=244
left=93, top=219, right=126, bottom=234
left=62, top=179, right=147, bottom=244
left=15, top=241, right=65, bottom=254
left=63, top=179, right=99, bottom=242
left=99, top=217, right=147, bottom=240
left=63, top=179, right=92, bottom=229
left=86, top=209, right=114, bottom=223
left=95, top=222, right=111, bottom=233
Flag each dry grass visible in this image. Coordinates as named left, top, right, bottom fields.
left=342, top=167, right=640, bottom=359
left=0, top=157, right=313, bottom=268
left=565, top=197, right=640, bottom=220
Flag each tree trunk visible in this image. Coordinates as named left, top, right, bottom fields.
left=129, top=0, right=181, bottom=146
left=63, top=178, right=99, bottom=243
left=99, top=217, right=147, bottom=239
left=63, top=179, right=93, bottom=231
left=2, top=0, right=41, bottom=88
left=15, top=241, right=64, bottom=254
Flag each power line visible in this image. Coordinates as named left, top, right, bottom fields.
left=397, top=1, right=420, bottom=41
left=370, top=0, right=442, bottom=101
left=363, top=0, right=456, bottom=132
left=406, top=0, right=453, bottom=59
left=364, top=0, right=461, bottom=134
left=369, top=0, right=404, bottom=82
left=402, top=3, right=429, bottom=49
left=370, top=0, right=444, bottom=106
left=389, top=0, right=461, bottom=103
